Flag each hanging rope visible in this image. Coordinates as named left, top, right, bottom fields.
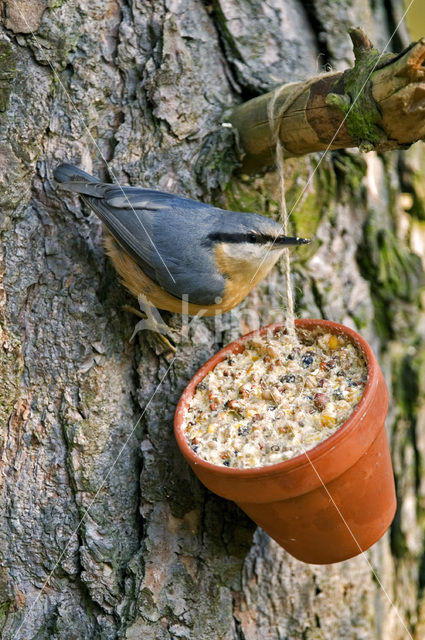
left=267, top=79, right=316, bottom=340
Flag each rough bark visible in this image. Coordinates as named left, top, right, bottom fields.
left=0, top=1, right=425, bottom=639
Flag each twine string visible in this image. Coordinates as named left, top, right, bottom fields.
left=275, top=137, right=296, bottom=339
left=267, top=80, right=316, bottom=340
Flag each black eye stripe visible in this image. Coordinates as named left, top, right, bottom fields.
left=204, top=232, right=309, bottom=247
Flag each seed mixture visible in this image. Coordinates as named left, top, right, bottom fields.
left=182, top=328, right=368, bottom=468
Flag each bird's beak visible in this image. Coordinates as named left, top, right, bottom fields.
left=275, top=235, right=311, bottom=245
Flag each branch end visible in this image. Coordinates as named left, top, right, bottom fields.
left=349, top=27, right=377, bottom=61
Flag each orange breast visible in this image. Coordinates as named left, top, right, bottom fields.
left=213, top=243, right=280, bottom=310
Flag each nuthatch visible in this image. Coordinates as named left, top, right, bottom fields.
left=54, top=163, right=309, bottom=316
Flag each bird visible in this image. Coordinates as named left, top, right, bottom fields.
left=53, top=163, right=309, bottom=317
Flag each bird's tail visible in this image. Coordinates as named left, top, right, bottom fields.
left=54, top=162, right=100, bottom=184
left=54, top=162, right=104, bottom=197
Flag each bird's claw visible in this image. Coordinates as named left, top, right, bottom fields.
left=123, top=299, right=179, bottom=353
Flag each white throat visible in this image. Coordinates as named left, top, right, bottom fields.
left=221, top=241, right=283, bottom=268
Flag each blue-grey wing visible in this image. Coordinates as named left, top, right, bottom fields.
left=104, top=186, right=213, bottom=211
left=150, top=206, right=226, bottom=305
left=83, top=186, right=226, bottom=305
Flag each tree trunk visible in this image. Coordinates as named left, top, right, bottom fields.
left=1, top=1, right=425, bottom=638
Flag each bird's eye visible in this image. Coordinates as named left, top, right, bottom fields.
left=248, top=232, right=257, bottom=243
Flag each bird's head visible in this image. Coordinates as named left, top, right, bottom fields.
left=202, top=213, right=310, bottom=295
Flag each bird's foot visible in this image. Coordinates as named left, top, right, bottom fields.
left=123, top=297, right=179, bottom=353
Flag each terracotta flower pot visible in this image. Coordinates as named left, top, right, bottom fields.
left=174, top=319, right=396, bottom=564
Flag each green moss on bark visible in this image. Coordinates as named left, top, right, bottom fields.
left=326, top=38, right=390, bottom=150
left=357, top=214, right=425, bottom=338
left=0, top=40, right=17, bottom=112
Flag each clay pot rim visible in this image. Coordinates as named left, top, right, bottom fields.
left=174, top=319, right=378, bottom=478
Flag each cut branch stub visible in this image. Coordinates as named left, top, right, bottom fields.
left=349, top=26, right=378, bottom=61
left=227, top=30, right=425, bottom=172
